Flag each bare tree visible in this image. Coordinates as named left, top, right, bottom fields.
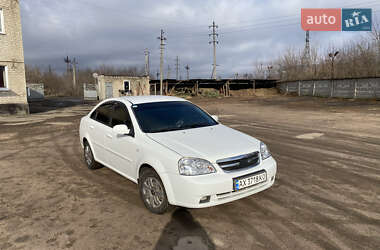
left=274, top=34, right=379, bottom=81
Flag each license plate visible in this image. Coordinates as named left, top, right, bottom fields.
left=233, top=171, right=267, bottom=191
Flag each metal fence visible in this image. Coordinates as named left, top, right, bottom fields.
left=277, top=78, right=380, bottom=99
left=83, top=83, right=97, bottom=100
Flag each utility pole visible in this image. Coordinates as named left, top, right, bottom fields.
left=144, top=48, right=150, bottom=76
left=378, top=39, right=380, bottom=77
left=185, top=65, right=190, bottom=80
left=157, top=29, right=166, bottom=95
left=71, top=58, right=78, bottom=94
left=376, top=34, right=380, bottom=76
left=167, top=65, right=171, bottom=79
left=175, top=56, right=180, bottom=80
left=209, top=21, right=219, bottom=79
left=156, top=70, right=159, bottom=80
left=267, top=65, right=273, bottom=79
left=302, top=30, right=311, bottom=64
left=329, top=51, right=339, bottom=79
left=64, top=56, right=71, bottom=75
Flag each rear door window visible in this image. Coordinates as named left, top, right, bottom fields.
left=93, top=103, right=113, bottom=126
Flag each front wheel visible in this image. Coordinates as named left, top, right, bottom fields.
left=83, top=141, right=98, bottom=170
left=139, top=169, right=170, bottom=214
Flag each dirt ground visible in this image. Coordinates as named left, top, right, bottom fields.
left=0, top=95, right=379, bottom=250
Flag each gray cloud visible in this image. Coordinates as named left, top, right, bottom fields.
left=20, top=0, right=380, bottom=78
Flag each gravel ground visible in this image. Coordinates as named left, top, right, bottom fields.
left=0, top=95, right=379, bottom=250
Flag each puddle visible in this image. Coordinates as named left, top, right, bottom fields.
left=218, top=115, right=235, bottom=118
left=296, top=133, right=324, bottom=140
left=47, top=122, right=73, bottom=126
left=0, top=133, right=17, bottom=140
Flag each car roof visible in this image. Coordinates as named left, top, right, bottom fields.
left=112, top=95, right=188, bottom=105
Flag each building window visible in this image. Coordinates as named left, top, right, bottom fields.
left=0, top=66, right=8, bottom=89
left=0, top=8, right=4, bottom=34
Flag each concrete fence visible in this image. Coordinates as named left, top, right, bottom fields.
left=277, top=78, right=380, bottom=99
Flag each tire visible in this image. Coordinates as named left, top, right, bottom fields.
left=83, top=141, right=98, bottom=170
left=139, top=168, right=170, bottom=214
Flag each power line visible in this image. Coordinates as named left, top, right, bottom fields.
left=219, top=20, right=300, bottom=35
left=77, top=0, right=380, bottom=44
left=78, top=0, right=380, bottom=34
left=170, top=1, right=380, bottom=39
left=217, top=0, right=380, bottom=27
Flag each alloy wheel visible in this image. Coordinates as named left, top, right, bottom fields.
left=142, top=177, right=164, bottom=208
left=84, top=145, right=93, bottom=166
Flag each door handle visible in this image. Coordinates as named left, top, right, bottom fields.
left=89, top=125, right=94, bottom=129
left=106, top=134, right=113, bottom=139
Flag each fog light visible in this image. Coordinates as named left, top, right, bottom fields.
left=199, top=196, right=210, bottom=204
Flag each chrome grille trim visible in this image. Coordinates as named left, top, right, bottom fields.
left=219, top=162, right=240, bottom=168
left=216, top=151, right=260, bottom=172
left=216, top=152, right=258, bottom=164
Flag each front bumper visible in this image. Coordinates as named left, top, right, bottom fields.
left=163, top=156, right=277, bottom=208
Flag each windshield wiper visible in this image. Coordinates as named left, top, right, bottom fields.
left=149, top=123, right=212, bottom=133
left=149, top=127, right=185, bottom=133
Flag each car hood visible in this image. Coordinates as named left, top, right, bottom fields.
left=147, top=124, right=260, bottom=163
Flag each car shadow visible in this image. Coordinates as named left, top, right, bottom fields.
left=154, top=208, right=215, bottom=250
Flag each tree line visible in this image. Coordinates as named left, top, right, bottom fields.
left=253, top=25, right=380, bottom=81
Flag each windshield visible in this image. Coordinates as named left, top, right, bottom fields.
left=132, top=101, right=218, bottom=133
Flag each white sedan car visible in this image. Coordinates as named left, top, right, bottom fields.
left=79, top=96, right=277, bottom=214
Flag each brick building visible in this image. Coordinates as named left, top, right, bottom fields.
left=0, top=0, right=28, bottom=114
left=95, top=74, right=150, bottom=100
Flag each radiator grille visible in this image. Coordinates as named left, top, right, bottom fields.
left=216, top=151, right=260, bottom=172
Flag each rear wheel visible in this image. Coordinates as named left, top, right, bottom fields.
left=139, top=168, right=170, bottom=214
left=83, top=141, right=98, bottom=170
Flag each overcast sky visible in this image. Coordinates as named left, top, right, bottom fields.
left=20, top=0, right=380, bottom=78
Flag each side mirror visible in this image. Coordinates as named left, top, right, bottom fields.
left=211, top=115, right=219, bottom=122
left=113, top=124, right=130, bottom=135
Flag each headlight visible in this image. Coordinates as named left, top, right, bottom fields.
left=260, top=142, right=271, bottom=160
left=178, top=158, right=216, bottom=176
